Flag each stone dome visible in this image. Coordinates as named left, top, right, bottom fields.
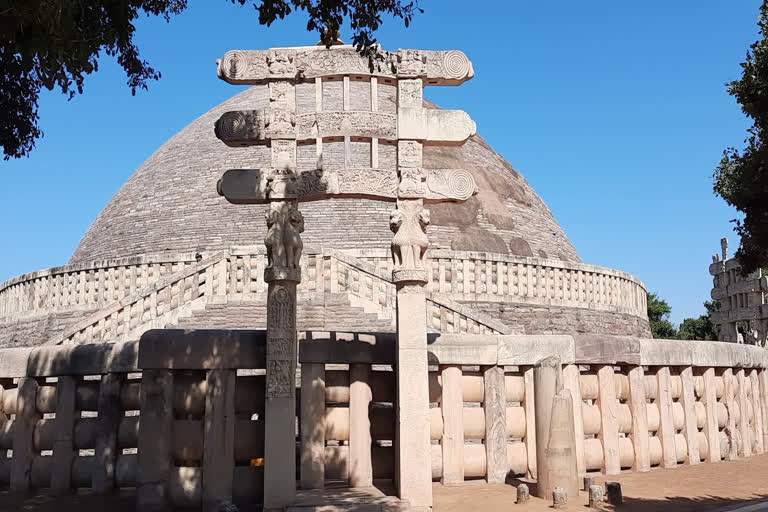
left=70, top=83, right=580, bottom=264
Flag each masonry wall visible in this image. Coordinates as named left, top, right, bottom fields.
left=468, top=302, right=652, bottom=338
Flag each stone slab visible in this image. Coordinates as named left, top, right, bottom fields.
left=498, top=336, right=574, bottom=366
left=572, top=335, right=640, bottom=365
left=27, top=341, right=139, bottom=377
left=139, top=329, right=266, bottom=369
left=300, top=332, right=396, bottom=365
left=427, top=334, right=497, bottom=365
left=639, top=339, right=694, bottom=367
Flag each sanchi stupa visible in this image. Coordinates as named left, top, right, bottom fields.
left=0, top=43, right=768, bottom=512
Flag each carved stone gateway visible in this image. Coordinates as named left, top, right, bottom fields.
left=214, top=43, right=478, bottom=509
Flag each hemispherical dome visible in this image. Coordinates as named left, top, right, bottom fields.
left=70, top=84, right=580, bottom=264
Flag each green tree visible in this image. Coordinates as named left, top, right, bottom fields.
left=714, top=0, right=768, bottom=275
left=647, top=292, right=678, bottom=339
left=0, top=0, right=421, bottom=160
left=677, top=301, right=719, bottom=341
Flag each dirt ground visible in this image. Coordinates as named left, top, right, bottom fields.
left=3, top=455, right=768, bottom=511
left=434, top=453, right=768, bottom=511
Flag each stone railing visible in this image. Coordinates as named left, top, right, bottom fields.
left=1, top=248, right=646, bottom=345
left=346, top=249, right=648, bottom=319
left=52, top=252, right=230, bottom=345
left=0, top=331, right=266, bottom=509
left=0, top=253, right=205, bottom=319
left=1, top=249, right=648, bottom=322
left=0, top=330, right=767, bottom=508
left=300, top=332, right=768, bottom=487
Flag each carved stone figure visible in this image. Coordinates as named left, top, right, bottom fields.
left=284, top=208, right=304, bottom=269
left=398, top=167, right=426, bottom=198
left=390, top=201, right=430, bottom=270
left=267, top=49, right=295, bottom=76
left=265, top=208, right=286, bottom=269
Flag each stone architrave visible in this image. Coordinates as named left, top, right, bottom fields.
left=214, top=44, right=478, bottom=510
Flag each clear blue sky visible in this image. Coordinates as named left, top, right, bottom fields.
left=0, top=1, right=760, bottom=324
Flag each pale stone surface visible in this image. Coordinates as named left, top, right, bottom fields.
left=497, top=336, right=575, bottom=366
left=300, top=363, right=326, bottom=489
left=680, top=367, right=700, bottom=464
left=552, top=486, right=567, bottom=509
left=440, top=365, right=464, bottom=485
left=523, top=367, right=537, bottom=479
left=394, top=289, right=432, bottom=508
left=93, top=373, right=123, bottom=493
left=516, top=483, right=530, bottom=504
left=597, top=365, right=620, bottom=474
left=588, top=484, right=604, bottom=508
left=562, top=364, right=585, bottom=476
left=750, top=370, right=765, bottom=454
left=533, top=356, right=562, bottom=498
left=541, top=390, right=579, bottom=499
left=737, top=369, right=752, bottom=457
left=51, top=375, right=78, bottom=493
left=202, top=370, right=236, bottom=511
left=482, top=365, right=507, bottom=483
left=656, top=367, right=678, bottom=468
left=11, top=377, right=39, bottom=491
left=627, top=366, right=651, bottom=471
left=723, top=368, right=739, bottom=460
left=349, top=364, right=373, bottom=487
left=137, top=369, right=174, bottom=510
left=702, top=368, right=722, bottom=462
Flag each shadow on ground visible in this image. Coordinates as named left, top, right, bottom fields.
left=0, top=490, right=135, bottom=512
left=609, top=494, right=768, bottom=512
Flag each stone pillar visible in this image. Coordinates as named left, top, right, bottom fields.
left=656, top=367, right=677, bottom=468
left=737, top=369, right=751, bottom=457
left=679, top=367, right=700, bottom=464
left=11, top=378, right=39, bottom=492
left=51, top=375, right=79, bottom=493
left=702, top=368, right=721, bottom=462
left=545, top=390, right=579, bottom=499
left=759, top=369, right=768, bottom=450
left=627, top=366, right=650, bottom=472
left=137, top=369, right=173, bottom=511
left=393, top=277, right=432, bottom=508
left=597, top=365, right=620, bottom=474
left=349, top=364, right=373, bottom=488
left=440, top=365, right=464, bottom=485
left=202, top=369, right=236, bottom=511
left=562, top=364, right=585, bottom=477
left=533, top=356, right=562, bottom=499
left=749, top=370, right=764, bottom=454
left=723, top=368, right=738, bottom=460
left=523, top=367, right=537, bottom=479
left=94, top=372, right=124, bottom=493
left=483, top=365, right=507, bottom=483
left=300, top=363, right=326, bottom=489
left=263, top=264, right=300, bottom=510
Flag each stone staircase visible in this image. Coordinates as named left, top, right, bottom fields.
left=168, top=293, right=395, bottom=333
left=48, top=248, right=511, bottom=345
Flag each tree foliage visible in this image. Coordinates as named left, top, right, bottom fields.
left=647, top=293, right=719, bottom=341
left=714, top=0, right=768, bottom=274
left=677, top=301, right=718, bottom=341
left=0, top=0, right=421, bottom=160
left=647, top=292, right=677, bottom=339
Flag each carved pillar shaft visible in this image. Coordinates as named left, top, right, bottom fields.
left=263, top=272, right=299, bottom=510
left=263, top=196, right=302, bottom=509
